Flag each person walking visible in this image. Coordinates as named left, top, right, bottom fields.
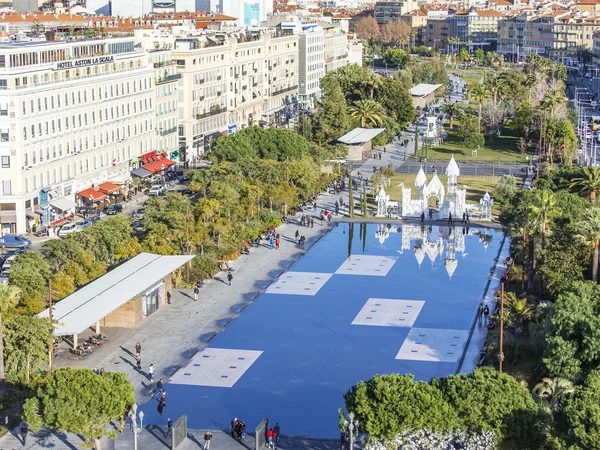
left=310, top=217, right=314, bottom=228
left=420, top=212, right=425, bottom=222
left=275, top=236, right=280, bottom=250
left=204, top=431, right=213, bottom=449
left=136, top=356, right=142, bottom=371
left=166, top=290, right=172, bottom=304
left=157, top=378, right=164, bottom=392
left=158, top=393, right=166, bottom=415
left=295, top=229, right=299, bottom=240
left=274, top=423, right=281, bottom=444
left=194, top=284, right=200, bottom=301
left=20, top=424, right=28, bottom=446
left=135, top=342, right=141, bottom=359
left=148, top=363, right=154, bottom=382
left=267, top=428, right=275, bottom=448
left=227, top=271, right=233, bottom=286
left=167, top=418, right=173, bottom=436
left=448, top=212, right=453, bottom=225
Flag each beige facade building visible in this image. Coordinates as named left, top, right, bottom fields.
left=150, top=50, right=180, bottom=160
left=172, top=32, right=299, bottom=158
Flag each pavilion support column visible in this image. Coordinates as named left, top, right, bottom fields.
left=95, top=321, right=100, bottom=334
left=73, top=334, right=78, bottom=349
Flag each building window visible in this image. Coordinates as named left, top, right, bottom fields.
left=2, top=180, right=11, bottom=195
left=0, top=129, right=8, bottom=142
left=1, top=156, right=9, bottom=168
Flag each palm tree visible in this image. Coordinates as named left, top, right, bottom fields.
left=468, top=82, right=490, bottom=133
left=348, top=100, right=385, bottom=128
left=528, top=189, right=561, bottom=250
left=570, top=166, right=600, bottom=204
left=441, top=102, right=462, bottom=129
left=575, top=207, right=600, bottom=282
left=533, top=377, right=575, bottom=411
left=503, top=292, right=535, bottom=330
left=524, top=73, right=537, bottom=102
left=0, top=284, right=20, bottom=396
left=541, top=89, right=565, bottom=116
left=485, top=73, right=507, bottom=108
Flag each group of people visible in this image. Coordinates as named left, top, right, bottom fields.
left=230, top=418, right=246, bottom=440
left=299, top=214, right=314, bottom=227
left=294, top=230, right=307, bottom=247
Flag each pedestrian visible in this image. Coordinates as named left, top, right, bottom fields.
left=158, top=393, right=166, bottom=415
left=295, top=229, right=299, bottom=240
left=194, top=284, right=200, bottom=301
left=267, top=428, right=275, bottom=448
left=269, top=235, right=275, bottom=249
left=448, top=212, right=453, bottom=225
left=204, top=431, right=213, bottom=449
left=148, top=363, right=154, bottom=382
left=157, top=378, right=164, bottom=392
left=227, top=271, right=233, bottom=286
left=483, top=304, right=490, bottom=325
left=327, top=214, right=331, bottom=224
left=274, top=423, right=281, bottom=444
left=310, top=217, right=314, bottom=228
left=420, top=211, right=425, bottom=222
left=135, top=342, right=141, bottom=358
left=466, top=213, right=470, bottom=224
left=275, top=236, right=280, bottom=249
left=167, top=418, right=173, bottom=436
left=118, top=415, right=125, bottom=434
left=462, top=212, right=466, bottom=223
left=20, top=424, right=28, bottom=446
left=478, top=304, right=483, bottom=323
left=136, top=356, right=142, bottom=371
left=167, top=290, right=172, bottom=304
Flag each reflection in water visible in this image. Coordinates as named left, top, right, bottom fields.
left=374, top=224, right=493, bottom=279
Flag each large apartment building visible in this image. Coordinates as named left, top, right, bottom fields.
left=173, top=31, right=299, bottom=158
left=374, top=0, right=417, bottom=25
left=0, top=37, right=154, bottom=234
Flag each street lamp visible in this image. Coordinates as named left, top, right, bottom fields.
left=129, top=403, right=144, bottom=450
left=340, top=412, right=359, bottom=450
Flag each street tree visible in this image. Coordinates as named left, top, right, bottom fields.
left=0, top=284, right=20, bottom=396
left=348, top=99, right=385, bottom=128
left=352, top=16, right=380, bottom=41
left=564, top=370, right=600, bottom=449
left=532, top=377, right=575, bottom=412
left=440, top=102, right=462, bottom=129
left=23, top=368, right=134, bottom=450
left=529, top=189, right=561, bottom=250
left=570, top=166, right=600, bottom=204
left=468, top=82, right=490, bottom=133
left=574, top=207, right=600, bottom=282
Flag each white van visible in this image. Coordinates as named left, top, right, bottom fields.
left=58, top=223, right=79, bottom=237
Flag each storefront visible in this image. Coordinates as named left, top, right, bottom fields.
left=142, top=281, right=165, bottom=318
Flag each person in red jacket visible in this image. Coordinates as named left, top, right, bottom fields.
left=267, top=428, right=275, bottom=448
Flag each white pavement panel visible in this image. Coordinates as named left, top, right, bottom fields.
left=396, top=328, right=468, bottom=363
left=265, top=271, right=333, bottom=296
left=170, top=348, right=263, bottom=388
left=335, top=255, right=398, bottom=276
left=352, top=299, right=425, bottom=327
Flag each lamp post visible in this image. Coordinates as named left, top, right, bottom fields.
left=340, top=412, right=359, bottom=450
left=129, top=403, right=144, bottom=450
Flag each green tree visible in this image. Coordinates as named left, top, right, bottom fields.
left=532, top=377, right=575, bottom=411
left=564, top=370, right=600, bottom=449
left=374, top=78, right=415, bottom=126
left=8, top=252, right=51, bottom=296
left=50, top=271, right=76, bottom=300
left=463, top=132, right=485, bottom=153
left=575, top=207, right=600, bottom=282
left=441, top=101, right=462, bottom=129
left=441, top=367, right=540, bottom=448
left=503, top=292, right=535, bottom=329
left=4, top=316, right=53, bottom=385
left=344, top=373, right=458, bottom=440
left=529, top=189, right=561, bottom=250
left=474, top=47, right=485, bottom=64
left=23, top=368, right=134, bottom=450
left=312, top=77, right=353, bottom=143
left=383, top=48, right=409, bottom=67
left=571, top=166, right=600, bottom=204
left=0, top=284, right=20, bottom=395
left=468, top=83, right=490, bottom=133
left=494, top=175, right=519, bottom=205
left=347, top=99, right=385, bottom=127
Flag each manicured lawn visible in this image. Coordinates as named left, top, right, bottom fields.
left=411, top=123, right=532, bottom=164
left=448, top=67, right=487, bottom=86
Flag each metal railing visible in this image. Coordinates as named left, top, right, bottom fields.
left=272, top=85, right=298, bottom=96
left=196, top=107, right=225, bottom=120
left=156, top=73, right=182, bottom=85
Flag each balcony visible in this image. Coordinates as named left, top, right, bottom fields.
left=153, top=60, right=176, bottom=68
left=156, top=73, right=182, bottom=85
left=272, top=85, right=298, bottom=96
left=242, top=70, right=247, bottom=75
left=196, top=107, right=226, bottom=120
left=158, top=127, right=177, bottom=136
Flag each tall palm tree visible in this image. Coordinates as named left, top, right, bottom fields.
left=441, top=102, right=462, bottom=129
left=524, top=73, right=537, bottom=102
left=468, top=82, right=490, bottom=133
left=541, top=89, right=565, bottom=116
left=348, top=100, right=385, bottom=128
left=528, top=189, right=561, bottom=250
left=575, top=207, right=600, bottom=283
left=485, top=73, right=506, bottom=107
left=570, top=166, right=600, bottom=204
left=533, top=377, right=575, bottom=411
left=503, top=292, right=535, bottom=329
left=0, top=284, right=20, bottom=396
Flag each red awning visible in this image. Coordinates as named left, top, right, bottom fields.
left=76, top=188, right=106, bottom=202
left=98, top=182, right=121, bottom=194
left=142, top=159, right=176, bottom=174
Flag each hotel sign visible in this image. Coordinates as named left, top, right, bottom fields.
left=53, top=55, right=115, bottom=71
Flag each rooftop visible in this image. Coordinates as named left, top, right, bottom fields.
left=337, top=127, right=385, bottom=144
left=409, top=83, right=443, bottom=97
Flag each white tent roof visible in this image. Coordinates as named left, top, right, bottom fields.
left=337, top=127, right=385, bottom=144
left=39, top=253, right=194, bottom=336
left=409, top=84, right=443, bottom=97
left=414, top=166, right=427, bottom=187
left=446, top=155, right=460, bottom=177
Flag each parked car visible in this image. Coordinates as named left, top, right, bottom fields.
left=77, top=220, right=92, bottom=230
left=131, top=220, right=145, bottom=233
left=0, top=234, right=31, bottom=249
left=177, top=188, right=193, bottom=196
left=58, top=223, right=79, bottom=237
left=105, top=203, right=123, bottom=215
left=2, top=255, right=17, bottom=272
left=148, top=185, right=165, bottom=196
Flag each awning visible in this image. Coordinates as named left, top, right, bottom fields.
left=34, top=209, right=45, bottom=215
left=143, top=159, right=176, bottom=174
left=110, top=176, right=132, bottom=185
left=131, top=167, right=152, bottom=178
left=98, top=182, right=121, bottom=194
left=38, top=253, right=195, bottom=336
left=26, top=212, right=36, bottom=220
left=76, top=188, right=106, bottom=202
left=50, top=197, right=76, bottom=211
